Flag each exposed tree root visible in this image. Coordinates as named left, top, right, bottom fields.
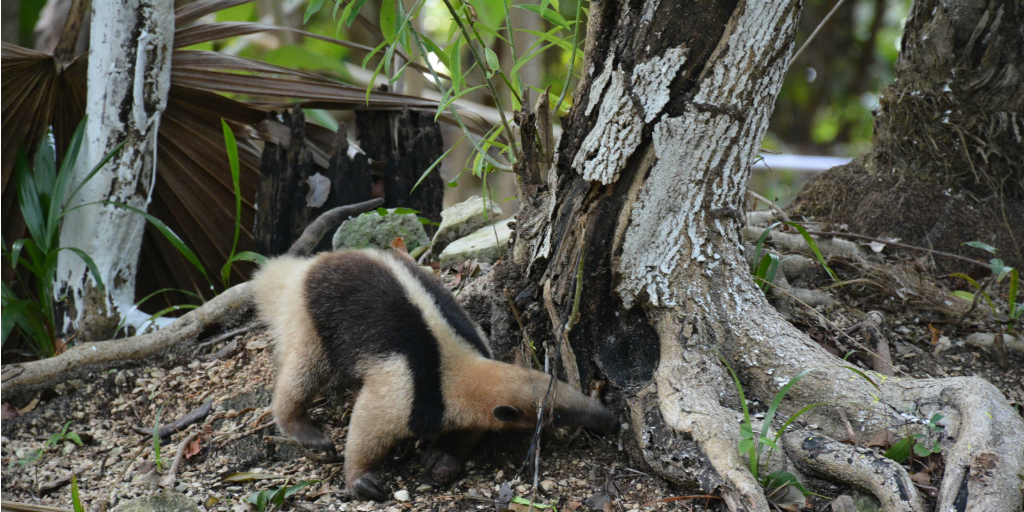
left=782, top=430, right=923, bottom=512
left=1, top=198, right=384, bottom=396
left=900, top=377, right=1024, bottom=512
left=1, top=282, right=253, bottom=395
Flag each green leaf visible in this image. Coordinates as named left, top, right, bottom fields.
left=33, top=134, right=57, bottom=202
left=341, top=0, right=368, bottom=27
left=419, top=36, right=449, bottom=70
left=66, top=431, right=83, bottom=446
left=951, top=290, right=975, bottom=301
left=414, top=137, right=465, bottom=193
left=435, top=85, right=487, bottom=121
left=448, top=35, right=464, bottom=92
left=884, top=437, right=913, bottom=463
left=964, top=241, right=997, bottom=254
left=15, top=149, right=48, bottom=252
left=783, top=222, right=839, bottom=282
left=60, top=247, right=106, bottom=295
left=513, top=4, right=570, bottom=30
left=763, top=471, right=809, bottom=496
left=284, top=480, right=319, bottom=498
left=221, top=120, right=243, bottom=288
left=913, top=441, right=932, bottom=457
left=71, top=475, right=84, bottom=512
left=484, top=47, right=500, bottom=77
left=303, top=0, right=325, bottom=23
left=224, top=251, right=268, bottom=267
left=380, top=0, right=396, bottom=42
left=106, top=202, right=212, bottom=286
left=989, top=258, right=1006, bottom=280
left=510, top=497, right=554, bottom=509
left=738, top=438, right=755, bottom=455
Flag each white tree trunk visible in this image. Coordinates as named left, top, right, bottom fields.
left=55, top=0, right=173, bottom=341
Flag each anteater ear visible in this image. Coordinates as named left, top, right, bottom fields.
left=492, top=405, right=524, bottom=423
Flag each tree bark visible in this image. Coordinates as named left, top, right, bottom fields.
left=790, top=0, right=1024, bottom=272
left=54, top=0, right=173, bottom=342
left=482, top=1, right=1024, bottom=511
left=871, top=0, right=1023, bottom=199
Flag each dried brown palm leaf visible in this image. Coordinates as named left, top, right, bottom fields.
left=2, top=0, right=443, bottom=311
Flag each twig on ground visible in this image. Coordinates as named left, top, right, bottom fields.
left=747, top=190, right=792, bottom=223
left=264, top=436, right=343, bottom=464
left=158, top=430, right=201, bottom=488
left=195, top=326, right=253, bottom=351
left=37, top=468, right=84, bottom=496
left=640, top=496, right=720, bottom=507
left=132, top=400, right=213, bottom=438
left=0, top=502, right=73, bottom=512
left=795, top=228, right=989, bottom=270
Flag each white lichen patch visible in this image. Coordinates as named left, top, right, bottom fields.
left=572, top=70, right=643, bottom=185
left=615, top=0, right=798, bottom=309
left=615, top=113, right=738, bottom=308
left=632, top=47, right=688, bottom=122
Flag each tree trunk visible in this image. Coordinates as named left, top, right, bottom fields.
left=55, top=0, right=173, bottom=342
left=790, top=0, right=1024, bottom=272
left=482, top=1, right=1024, bottom=511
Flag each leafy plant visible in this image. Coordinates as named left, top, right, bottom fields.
left=306, top=0, right=584, bottom=190
left=752, top=222, right=839, bottom=290
left=751, top=225, right=780, bottom=293
left=958, top=241, right=1021, bottom=332
left=716, top=352, right=879, bottom=494
left=47, top=421, right=84, bottom=448
left=884, top=413, right=944, bottom=463
left=7, top=421, right=84, bottom=470
left=1, top=119, right=124, bottom=357
left=247, top=480, right=318, bottom=512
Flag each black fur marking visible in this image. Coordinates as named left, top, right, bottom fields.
left=304, top=252, right=445, bottom=437
left=393, top=257, right=492, bottom=358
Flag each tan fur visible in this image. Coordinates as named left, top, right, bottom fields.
left=251, top=256, right=330, bottom=442
left=253, top=250, right=615, bottom=499
left=343, top=356, right=414, bottom=487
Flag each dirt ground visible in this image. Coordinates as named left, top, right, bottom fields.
left=2, top=260, right=1022, bottom=512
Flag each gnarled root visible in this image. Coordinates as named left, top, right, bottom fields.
left=900, top=377, right=1024, bottom=512
left=782, top=430, right=923, bottom=512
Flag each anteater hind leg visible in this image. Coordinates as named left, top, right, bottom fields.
left=421, top=430, right=484, bottom=484
left=344, top=361, right=414, bottom=501
left=272, top=347, right=335, bottom=452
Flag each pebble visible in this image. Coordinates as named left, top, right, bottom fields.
left=540, top=480, right=556, bottom=493
left=394, top=490, right=410, bottom=502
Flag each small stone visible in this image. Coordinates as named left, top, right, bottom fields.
left=431, top=196, right=503, bottom=255
left=415, top=484, right=432, bottom=492
left=333, top=209, right=430, bottom=251
left=438, top=219, right=513, bottom=266
left=393, top=490, right=410, bottom=502
left=115, top=372, right=127, bottom=386
left=540, top=480, right=556, bottom=493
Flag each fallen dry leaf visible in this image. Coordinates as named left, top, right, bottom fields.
left=864, top=430, right=897, bottom=448
left=910, top=472, right=931, bottom=486
left=2, top=403, right=18, bottom=419
left=391, top=237, right=409, bottom=256
left=184, top=436, right=202, bottom=459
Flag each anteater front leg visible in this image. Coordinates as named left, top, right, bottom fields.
left=344, top=364, right=414, bottom=501
left=421, top=430, right=484, bottom=484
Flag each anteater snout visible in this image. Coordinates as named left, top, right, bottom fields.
left=552, top=403, right=619, bottom=432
